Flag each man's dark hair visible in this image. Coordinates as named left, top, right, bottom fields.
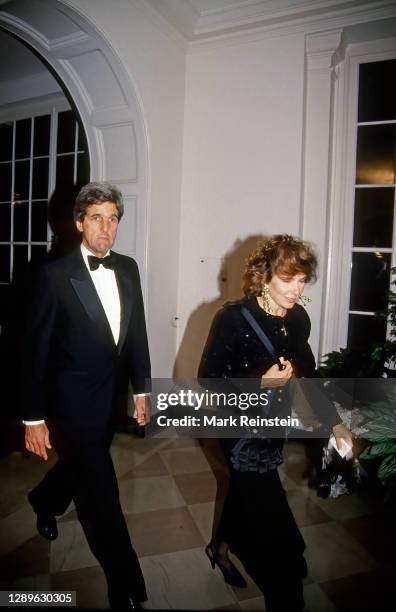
left=74, top=182, right=124, bottom=221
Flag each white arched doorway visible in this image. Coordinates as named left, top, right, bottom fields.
left=0, top=0, right=148, bottom=289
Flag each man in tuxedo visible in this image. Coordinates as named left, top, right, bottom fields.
left=23, top=182, right=151, bottom=610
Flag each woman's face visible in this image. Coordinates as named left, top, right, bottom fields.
left=267, top=272, right=306, bottom=311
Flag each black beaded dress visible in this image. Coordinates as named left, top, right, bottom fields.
left=198, top=295, right=340, bottom=612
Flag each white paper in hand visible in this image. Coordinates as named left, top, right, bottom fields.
left=329, top=435, right=352, bottom=459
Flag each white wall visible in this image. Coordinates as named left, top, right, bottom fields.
left=62, top=0, right=186, bottom=377
left=176, top=33, right=306, bottom=377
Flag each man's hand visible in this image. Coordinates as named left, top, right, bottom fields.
left=134, top=395, right=151, bottom=426
left=332, top=423, right=353, bottom=452
left=25, top=422, right=52, bottom=461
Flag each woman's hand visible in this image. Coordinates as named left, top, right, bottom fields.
left=261, top=357, right=293, bottom=388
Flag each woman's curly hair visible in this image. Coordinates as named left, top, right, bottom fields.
left=242, top=234, right=318, bottom=296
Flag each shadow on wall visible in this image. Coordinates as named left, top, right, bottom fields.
left=173, top=235, right=264, bottom=379
left=48, top=184, right=82, bottom=258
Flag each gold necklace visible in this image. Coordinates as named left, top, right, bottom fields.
left=257, top=297, right=288, bottom=335
left=257, top=296, right=286, bottom=317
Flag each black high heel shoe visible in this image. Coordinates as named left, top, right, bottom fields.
left=205, top=543, right=247, bottom=588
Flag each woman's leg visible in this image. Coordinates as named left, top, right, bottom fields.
left=207, top=469, right=247, bottom=588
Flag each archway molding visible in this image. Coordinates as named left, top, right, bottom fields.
left=0, top=0, right=148, bottom=283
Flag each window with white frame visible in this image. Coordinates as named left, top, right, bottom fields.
left=347, top=58, right=396, bottom=350
left=0, top=105, right=90, bottom=328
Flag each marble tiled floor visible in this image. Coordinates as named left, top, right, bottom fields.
left=0, top=434, right=395, bottom=610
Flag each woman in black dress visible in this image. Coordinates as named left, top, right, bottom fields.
left=199, top=234, right=352, bottom=612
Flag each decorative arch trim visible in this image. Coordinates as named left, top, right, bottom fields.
left=0, top=0, right=148, bottom=288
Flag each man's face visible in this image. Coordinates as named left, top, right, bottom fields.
left=76, top=201, right=119, bottom=257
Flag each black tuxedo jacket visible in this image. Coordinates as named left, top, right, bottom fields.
left=22, top=248, right=151, bottom=433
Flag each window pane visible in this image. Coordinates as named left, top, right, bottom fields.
left=349, top=252, right=391, bottom=312
left=353, top=187, right=394, bottom=248
left=348, top=314, right=387, bottom=350
left=12, top=244, right=28, bottom=280
left=358, top=60, right=396, bottom=123
left=0, top=202, right=11, bottom=241
left=13, top=201, right=29, bottom=242
left=0, top=122, right=13, bottom=162
left=356, top=124, right=396, bottom=185
left=34, top=115, right=51, bottom=157
left=31, top=201, right=48, bottom=242
left=0, top=245, right=10, bottom=283
left=77, top=152, right=90, bottom=184
left=15, top=118, right=31, bottom=160
left=56, top=154, right=74, bottom=188
left=30, top=245, right=48, bottom=268
left=0, top=162, right=12, bottom=201
left=14, top=160, right=30, bottom=202
left=32, top=158, right=49, bottom=200
left=356, top=125, right=396, bottom=185
left=57, top=111, right=76, bottom=154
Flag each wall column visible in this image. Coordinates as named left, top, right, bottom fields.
left=301, top=29, right=344, bottom=360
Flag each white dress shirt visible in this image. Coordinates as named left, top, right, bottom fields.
left=80, top=243, right=121, bottom=344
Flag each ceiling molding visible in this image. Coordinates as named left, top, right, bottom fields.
left=141, top=0, right=199, bottom=38
left=136, top=0, right=189, bottom=51
left=193, top=0, right=389, bottom=35
left=187, top=3, right=396, bottom=53
left=143, top=0, right=396, bottom=44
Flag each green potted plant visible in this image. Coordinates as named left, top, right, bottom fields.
left=319, top=268, right=396, bottom=501
left=357, top=387, right=396, bottom=502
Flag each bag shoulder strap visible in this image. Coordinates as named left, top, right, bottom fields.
left=240, top=305, right=280, bottom=366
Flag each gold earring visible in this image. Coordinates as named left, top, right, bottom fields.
left=299, top=294, right=312, bottom=307
left=261, top=284, right=272, bottom=313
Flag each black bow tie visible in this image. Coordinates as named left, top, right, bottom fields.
left=87, top=254, right=115, bottom=271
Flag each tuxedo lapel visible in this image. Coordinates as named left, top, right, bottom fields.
left=68, top=249, right=116, bottom=352
left=114, top=255, right=133, bottom=355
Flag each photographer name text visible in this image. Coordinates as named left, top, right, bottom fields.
left=155, top=415, right=299, bottom=428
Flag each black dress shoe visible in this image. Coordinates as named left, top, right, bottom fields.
left=28, top=492, right=58, bottom=541
left=108, top=591, right=142, bottom=610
